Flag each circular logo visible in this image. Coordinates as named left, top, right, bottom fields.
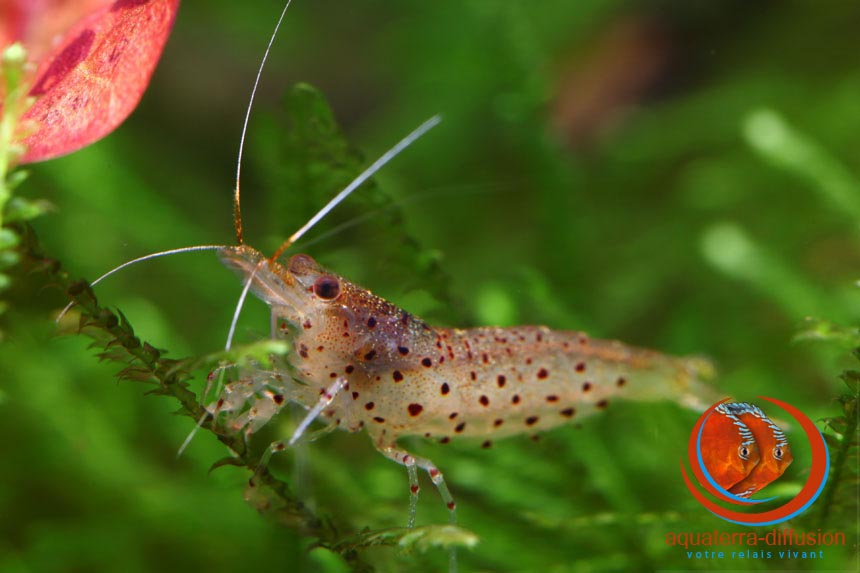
left=680, top=396, right=829, bottom=526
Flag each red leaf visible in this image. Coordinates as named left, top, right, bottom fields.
left=1, top=1, right=112, bottom=65
left=3, top=0, right=180, bottom=163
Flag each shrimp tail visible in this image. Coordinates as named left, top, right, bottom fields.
left=673, top=355, right=720, bottom=412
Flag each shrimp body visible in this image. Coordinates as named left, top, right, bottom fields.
left=219, top=245, right=715, bottom=449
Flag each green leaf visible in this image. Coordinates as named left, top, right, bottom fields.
left=397, top=524, right=479, bottom=553
left=3, top=196, right=52, bottom=223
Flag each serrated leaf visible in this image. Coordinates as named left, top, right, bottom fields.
left=824, top=416, right=848, bottom=435
left=841, top=371, right=860, bottom=394
left=209, top=456, right=244, bottom=474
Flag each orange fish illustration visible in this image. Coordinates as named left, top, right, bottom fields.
left=700, top=402, right=761, bottom=490
left=727, top=403, right=793, bottom=498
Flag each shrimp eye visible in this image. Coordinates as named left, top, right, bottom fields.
left=313, top=276, right=341, bottom=300
left=738, top=446, right=749, bottom=460
left=773, top=447, right=783, bottom=461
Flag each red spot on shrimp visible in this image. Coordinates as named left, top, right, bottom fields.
left=439, top=437, right=450, bottom=444
left=482, top=353, right=489, bottom=364
left=482, top=440, right=492, bottom=449
left=329, top=372, right=337, bottom=378
left=410, top=485, right=419, bottom=493
left=597, top=399, right=609, bottom=409
left=393, top=370, right=404, bottom=382
left=494, top=418, right=504, bottom=427
left=365, top=402, right=375, bottom=410
left=302, top=319, right=312, bottom=329
left=447, top=502, right=456, bottom=510
left=373, top=417, right=385, bottom=423
left=525, top=416, right=539, bottom=426
left=512, top=394, right=521, bottom=404
left=317, top=345, right=324, bottom=352
left=546, top=395, right=559, bottom=402
left=363, top=350, right=376, bottom=360
left=497, top=375, right=506, bottom=387
left=367, top=317, right=377, bottom=328
left=448, top=412, right=458, bottom=420
left=351, top=391, right=359, bottom=400
left=273, top=394, right=285, bottom=405
left=421, top=358, right=432, bottom=367
left=398, top=346, right=410, bottom=356
left=429, top=469, right=440, bottom=478
left=537, top=368, right=549, bottom=379
left=408, top=403, right=424, bottom=416
left=575, top=362, right=586, bottom=373
left=441, top=383, right=450, bottom=395
left=525, top=357, right=533, bottom=365
left=479, top=395, right=490, bottom=406
left=345, top=365, right=355, bottom=374
left=582, top=382, right=592, bottom=392
left=616, top=376, right=627, bottom=387
left=455, top=422, right=466, bottom=433
left=560, top=407, right=575, bottom=417
left=470, top=371, right=477, bottom=381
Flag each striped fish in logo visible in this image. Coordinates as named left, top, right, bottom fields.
left=725, top=402, right=793, bottom=498
left=700, top=402, right=761, bottom=490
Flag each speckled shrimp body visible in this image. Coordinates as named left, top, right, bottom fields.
left=218, top=244, right=716, bottom=524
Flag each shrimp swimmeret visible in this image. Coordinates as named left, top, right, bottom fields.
left=215, top=243, right=717, bottom=526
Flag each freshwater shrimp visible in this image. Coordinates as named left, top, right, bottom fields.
left=63, top=0, right=718, bottom=542
left=216, top=242, right=717, bottom=527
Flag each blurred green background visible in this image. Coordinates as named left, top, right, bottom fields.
left=2, top=0, right=860, bottom=571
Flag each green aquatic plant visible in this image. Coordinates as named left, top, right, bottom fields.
left=2, top=2, right=860, bottom=572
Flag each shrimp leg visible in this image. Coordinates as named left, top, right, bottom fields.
left=373, top=441, right=457, bottom=528
left=374, top=441, right=459, bottom=572
left=256, top=377, right=348, bottom=471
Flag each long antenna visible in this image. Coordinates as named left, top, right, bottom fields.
left=234, top=0, right=294, bottom=245
left=56, top=245, right=225, bottom=322
left=269, top=114, right=442, bottom=262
